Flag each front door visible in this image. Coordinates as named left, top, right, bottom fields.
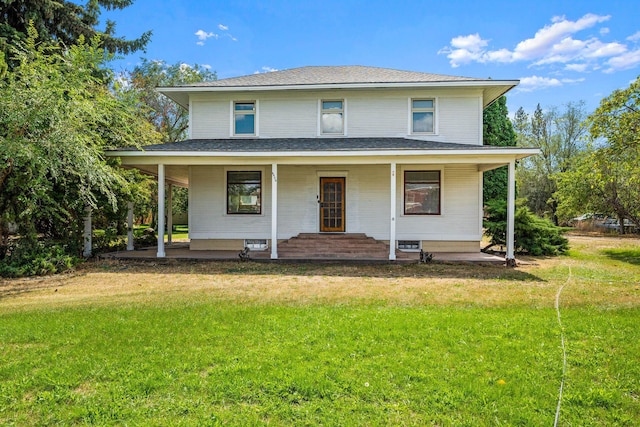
left=319, top=177, right=345, bottom=232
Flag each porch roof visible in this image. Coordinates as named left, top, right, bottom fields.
left=107, top=138, right=539, bottom=187
left=110, top=137, right=537, bottom=156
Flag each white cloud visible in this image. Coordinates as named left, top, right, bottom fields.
left=511, top=14, right=610, bottom=61
left=218, top=24, right=229, bottom=31
left=195, top=29, right=218, bottom=45
left=518, top=75, right=563, bottom=92
left=254, top=66, right=279, bottom=74
left=565, top=63, right=589, bottom=72
left=627, top=31, right=640, bottom=42
left=438, top=13, right=638, bottom=74
left=604, top=48, right=640, bottom=72
left=202, top=64, right=212, bottom=70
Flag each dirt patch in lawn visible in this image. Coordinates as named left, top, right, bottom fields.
left=1, top=233, right=639, bottom=311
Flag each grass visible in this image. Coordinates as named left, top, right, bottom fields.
left=1, top=233, right=639, bottom=425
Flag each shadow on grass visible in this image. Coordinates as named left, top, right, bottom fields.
left=602, top=248, right=640, bottom=266
left=91, top=258, right=543, bottom=282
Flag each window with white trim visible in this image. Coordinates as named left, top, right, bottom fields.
left=321, top=100, right=344, bottom=134
left=227, top=171, right=261, bottom=214
left=411, top=99, right=435, bottom=134
left=404, top=170, right=440, bottom=215
left=234, top=101, right=256, bottom=135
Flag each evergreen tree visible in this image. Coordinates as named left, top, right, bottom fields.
left=482, top=96, right=517, bottom=204
left=0, top=0, right=150, bottom=61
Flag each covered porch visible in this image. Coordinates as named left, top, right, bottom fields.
left=106, top=138, right=538, bottom=265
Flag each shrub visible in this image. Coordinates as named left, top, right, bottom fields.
left=0, top=239, right=81, bottom=278
left=484, top=199, right=569, bottom=256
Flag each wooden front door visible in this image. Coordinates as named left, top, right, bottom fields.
left=319, top=177, right=345, bottom=232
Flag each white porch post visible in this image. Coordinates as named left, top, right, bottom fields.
left=271, top=163, right=278, bottom=259
left=126, top=201, right=134, bottom=251
left=83, top=206, right=92, bottom=258
left=157, top=164, right=166, bottom=258
left=167, top=184, right=173, bottom=245
left=506, top=160, right=516, bottom=265
left=389, top=162, right=397, bottom=261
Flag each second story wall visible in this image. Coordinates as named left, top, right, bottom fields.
left=189, top=87, right=484, bottom=145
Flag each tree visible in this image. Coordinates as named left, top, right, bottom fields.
left=556, top=148, right=640, bottom=232
left=482, top=96, right=517, bottom=204
left=0, top=0, right=151, bottom=61
left=127, top=58, right=217, bottom=142
left=0, top=28, right=160, bottom=273
left=483, top=199, right=568, bottom=256
left=125, top=59, right=217, bottom=225
left=587, top=76, right=640, bottom=151
left=556, top=76, right=640, bottom=232
left=513, top=102, right=588, bottom=224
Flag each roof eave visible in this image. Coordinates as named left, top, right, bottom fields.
left=108, top=147, right=539, bottom=160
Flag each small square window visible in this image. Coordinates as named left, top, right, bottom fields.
left=245, top=239, right=268, bottom=250
left=234, top=101, right=255, bottom=135
left=411, top=99, right=435, bottom=134
left=398, top=240, right=420, bottom=251
left=321, top=100, right=344, bottom=134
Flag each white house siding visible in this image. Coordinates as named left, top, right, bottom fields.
left=189, top=165, right=272, bottom=246
left=396, top=164, right=481, bottom=242
left=188, top=163, right=481, bottom=250
left=188, top=89, right=483, bottom=143
left=277, top=165, right=390, bottom=240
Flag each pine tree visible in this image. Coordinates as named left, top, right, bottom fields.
left=482, top=96, right=517, bottom=204
left=0, top=0, right=150, bottom=60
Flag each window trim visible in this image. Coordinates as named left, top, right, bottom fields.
left=231, top=100, right=258, bottom=137
left=226, top=169, right=263, bottom=215
left=402, top=169, right=442, bottom=216
left=409, top=97, right=437, bottom=135
left=318, top=99, right=346, bottom=136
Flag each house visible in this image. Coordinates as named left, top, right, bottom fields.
left=107, top=66, right=538, bottom=262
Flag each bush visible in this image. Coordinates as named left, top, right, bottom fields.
left=484, top=199, right=569, bottom=256
left=0, top=239, right=81, bottom=278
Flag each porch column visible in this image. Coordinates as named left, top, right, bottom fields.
left=157, top=164, right=166, bottom=258
left=83, top=206, right=92, bottom=258
left=167, top=184, right=173, bottom=245
left=389, top=162, right=397, bottom=261
left=506, top=160, right=516, bottom=265
left=126, top=201, right=134, bottom=251
left=271, top=163, right=278, bottom=259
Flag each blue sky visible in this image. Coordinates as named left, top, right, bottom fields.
left=104, top=0, right=640, bottom=115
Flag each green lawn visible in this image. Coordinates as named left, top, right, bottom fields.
left=1, top=234, right=639, bottom=425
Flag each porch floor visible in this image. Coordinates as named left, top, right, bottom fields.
left=101, top=243, right=507, bottom=265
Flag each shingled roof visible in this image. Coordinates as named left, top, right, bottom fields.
left=180, top=66, right=480, bottom=88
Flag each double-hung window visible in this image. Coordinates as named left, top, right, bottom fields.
left=404, top=171, right=440, bottom=215
left=227, top=171, right=261, bottom=214
left=234, top=101, right=256, bottom=135
left=411, top=99, right=435, bottom=134
left=321, top=100, right=344, bottom=135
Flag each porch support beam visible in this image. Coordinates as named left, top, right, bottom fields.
left=506, top=159, right=516, bottom=265
left=271, top=163, right=278, bottom=259
left=389, top=162, right=397, bottom=260
left=83, top=206, right=92, bottom=258
left=127, top=201, right=134, bottom=251
left=157, top=164, right=166, bottom=258
left=167, top=183, right=173, bottom=245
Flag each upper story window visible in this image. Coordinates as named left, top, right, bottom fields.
left=411, top=99, right=435, bottom=134
left=234, top=101, right=256, bottom=136
left=404, top=170, right=440, bottom=215
left=321, top=100, right=344, bottom=135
